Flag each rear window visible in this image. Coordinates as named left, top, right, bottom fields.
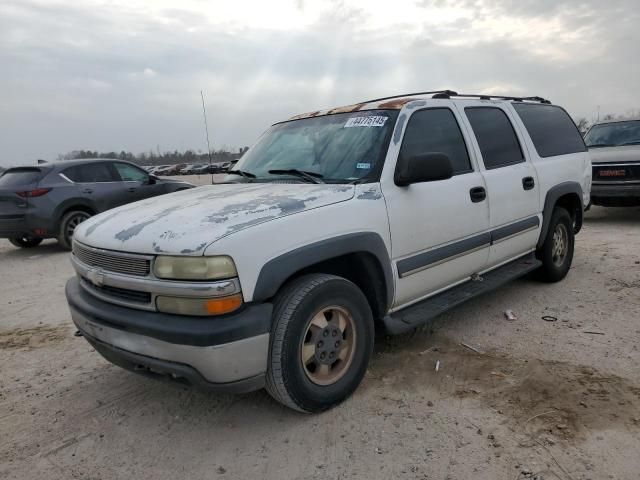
left=513, top=103, right=586, bottom=158
left=0, top=168, right=43, bottom=187
left=63, top=163, right=116, bottom=183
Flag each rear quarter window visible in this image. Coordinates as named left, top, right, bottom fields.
left=512, top=103, right=586, bottom=158
left=0, top=168, right=44, bottom=187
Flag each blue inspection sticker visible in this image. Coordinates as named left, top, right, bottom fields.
left=356, top=163, right=371, bottom=169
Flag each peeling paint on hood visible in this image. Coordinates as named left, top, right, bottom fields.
left=74, top=183, right=355, bottom=255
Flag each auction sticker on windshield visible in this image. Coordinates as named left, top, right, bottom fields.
left=344, top=116, right=388, bottom=128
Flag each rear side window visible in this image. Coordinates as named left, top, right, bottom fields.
left=465, top=107, right=524, bottom=169
left=0, top=168, right=43, bottom=187
left=400, top=108, right=472, bottom=174
left=513, top=103, right=586, bottom=157
left=63, top=163, right=116, bottom=183
left=113, top=163, right=148, bottom=182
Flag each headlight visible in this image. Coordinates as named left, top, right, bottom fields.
left=156, top=294, right=243, bottom=316
left=154, top=255, right=237, bottom=280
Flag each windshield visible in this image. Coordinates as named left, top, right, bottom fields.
left=584, top=120, right=640, bottom=147
left=226, top=110, right=398, bottom=183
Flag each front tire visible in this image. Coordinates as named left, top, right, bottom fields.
left=266, top=274, right=374, bottom=413
left=8, top=236, right=43, bottom=248
left=536, top=207, right=574, bottom=282
left=57, top=210, right=91, bottom=250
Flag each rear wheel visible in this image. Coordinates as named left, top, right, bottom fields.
left=536, top=207, right=574, bottom=282
left=266, top=274, right=374, bottom=413
left=57, top=210, right=91, bottom=250
left=8, top=236, right=43, bottom=248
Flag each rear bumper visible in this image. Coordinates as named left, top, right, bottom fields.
left=0, top=215, right=27, bottom=237
left=66, top=277, right=272, bottom=392
left=0, top=212, right=56, bottom=239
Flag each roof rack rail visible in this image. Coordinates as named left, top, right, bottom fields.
left=360, top=90, right=551, bottom=105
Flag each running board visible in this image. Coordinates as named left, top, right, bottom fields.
left=383, top=253, right=542, bottom=335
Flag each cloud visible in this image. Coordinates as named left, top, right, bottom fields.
left=0, top=0, right=638, bottom=165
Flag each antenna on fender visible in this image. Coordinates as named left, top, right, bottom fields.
left=200, top=90, right=214, bottom=185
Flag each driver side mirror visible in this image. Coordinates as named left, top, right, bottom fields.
left=394, top=153, right=454, bottom=187
left=146, top=175, right=157, bottom=185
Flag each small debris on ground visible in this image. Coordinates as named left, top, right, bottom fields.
left=435, top=360, right=440, bottom=372
left=460, top=342, right=483, bottom=354
left=541, top=315, right=557, bottom=322
left=504, top=310, right=517, bottom=321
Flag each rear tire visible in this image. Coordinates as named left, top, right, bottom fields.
left=265, top=274, right=374, bottom=413
left=8, top=236, right=43, bottom=248
left=57, top=210, right=91, bottom=250
left=536, top=207, right=574, bottom=282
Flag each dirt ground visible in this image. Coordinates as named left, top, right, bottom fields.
left=1, top=203, right=639, bottom=480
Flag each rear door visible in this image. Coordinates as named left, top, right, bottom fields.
left=62, top=162, right=127, bottom=212
left=382, top=102, right=490, bottom=308
left=456, top=101, right=540, bottom=268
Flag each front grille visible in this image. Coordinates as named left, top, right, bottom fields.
left=73, top=243, right=151, bottom=277
left=81, top=278, right=151, bottom=304
left=593, top=163, right=640, bottom=182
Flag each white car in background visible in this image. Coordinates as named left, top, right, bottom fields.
left=584, top=119, right=640, bottom=206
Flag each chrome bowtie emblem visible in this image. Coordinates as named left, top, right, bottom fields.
left=87, top=268, right=105, bottom=287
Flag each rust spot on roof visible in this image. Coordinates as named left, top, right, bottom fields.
left=377, top=98, right=413, bottom=109
left=326, top=103, right=366, bottom=115
left=288, top=110, right=322, bottom=121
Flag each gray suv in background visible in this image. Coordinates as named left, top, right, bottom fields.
left=0, top=159, right=194, bottom=249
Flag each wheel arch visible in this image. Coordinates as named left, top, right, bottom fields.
left=537, top=182, right=583, bottom=249
left=53, top=200, right=97, bottom=233
left=252, top=232, right=394, bottom=321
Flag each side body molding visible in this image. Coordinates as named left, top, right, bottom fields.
left=537, top=181, right=583, bottom=249
left=252, top=232, right=394, bottom=309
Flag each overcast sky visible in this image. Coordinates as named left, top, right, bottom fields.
left=1, top=0, right=638, bottom=166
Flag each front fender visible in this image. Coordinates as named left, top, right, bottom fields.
left=252, top=232, right=394, bottom=310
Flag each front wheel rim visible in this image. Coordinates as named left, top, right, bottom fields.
left=66, top=213, right=90, bottom=239
left=551, top=223, right=568, bottom=267
left=300, top=306, right=356, bottom=386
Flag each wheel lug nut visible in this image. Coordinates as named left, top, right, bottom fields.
left=329, top=352, right=334, bottom=358
left=320, top=352, right=326, bottom=359
left=323, top=330, right=329, bottom=337
left=317, top=341, right=323, bottom=348
left=335, top=341, right=340, bottom=348
left=332, top=330, right=337, bottom=337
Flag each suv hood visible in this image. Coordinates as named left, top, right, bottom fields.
left=74, top=183, right=355, bottom=255
left=589, top=145, right=640, bottom=164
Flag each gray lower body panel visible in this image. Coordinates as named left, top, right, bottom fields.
left=384, top=252, right=542, bottom=335
left=71, top=306, right=269, bottom=391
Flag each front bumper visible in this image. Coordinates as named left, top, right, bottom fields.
left=66, top=277, right=272, bottom=392
left=591, top=182, right=640, bottom=198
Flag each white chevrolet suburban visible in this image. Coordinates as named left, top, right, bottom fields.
left=65, top=90, right=591, bottom=413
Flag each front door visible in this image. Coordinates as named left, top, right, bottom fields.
left=381, top=102, right=491, bottom=309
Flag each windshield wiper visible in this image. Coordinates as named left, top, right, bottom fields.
left=268, top=169, right=325, bottom=184
left=620, top=141, right=640, bottom=146
left=227, top=169, right=256, bottom=179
